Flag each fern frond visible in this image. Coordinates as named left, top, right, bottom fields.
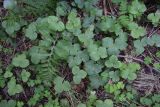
left=35, top=40, right=59, bottom=86
left=36, top=58, right=57, bottom=83
left=17, top=0, right=57, bottom=16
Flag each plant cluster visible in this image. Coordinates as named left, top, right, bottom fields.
left=0, top=0, right=160, bottom=107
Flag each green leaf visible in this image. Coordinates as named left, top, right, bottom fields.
left=82, top=16, right=95, bottom=28
left=96, top=99, right=113, bottom=107
left=47, top=16, right=65, bottom=31
left=101, top=71, right=109, bottom=81
left=156, top=51, right=160, bottom=58
left=12, top=54, right=29, bottom=68
left=78, top=25, right=94, bottom=46
left=60, top=99, right=70, bottom=107
left=154, top=103, right=160, bottom=107
left=131, top=26, right=146, bottom=38
left=72, top=66, right=87, bottom=84
left=26, top=16, right=64, bottom=40
left=128, top=22, right=146, bottom=38
left=68, top=50, right=89, bottom=68
left=89, top=75, right=105, bottom=89
left=29, top=46, right=49, bottom=64
left=74, top=0, right=84, bottom=9
left=118, top=15, right=131, bottom=27
left=69, top=44, right=81, bottom=56
left=102, top=36, right=126, bottom=55
left=84, top=1, right=102, bottom=17
left=120, top=63, right=140, bottom=80
left=7, top=77, right=23, bottom=96
left=0, top=70, right=5, bottom=88
left=134, top=40, right=145, bottom=55
left=66, top=11, right=81, bottom=32
left=68, top=56, right=81, bottom=67
left=77, top=103, right=86, bottom=107
left=4, top=70, right=13, bottom=78
left=3, top=0, right=17, bottom=10
left=153, top=63, right=160, bottom=71
left=87, top=44, right=100, bottom=61
left=97, top=16, right=115, bottom=32
left=2, top=20, right=20, bottom=35
left=21, top=69, right=31, bottom=82
left=25, top=22, right=37, bottom=40
left=152, top=34, right=160, bottom=47
left=140, top=97, right=153, bottom=106
left=112, top=0, right=124, bottom=4
left=0, top=100, right=16, bottom=107
left=54, top=76, right=71, bottom=94
left=85, top=61, right=103, bottom=75
left=116, top=82, right=125, bottom=89
left=105, top=55, right=122, bottom=68
left=128, top=0, right=146, bottom=17
left=115, top=35, right=128, bottom=50
left=121, top=70, right=137, bottom=80
left=104, top=82, right=124, bottom=93
left=17, top=101, right=24, bottom=107
left=119, top=1, right=128, bottom=14
left=109, top=71, right=120, bottom=82
left=54, top=40, right=72, bottom=59
left=98, top=47, right=107, bottom=58
left=56, top=1, right=71, bottom=16
left=102, top=37, right=113, bottom=47
left=147, top=11, right=160, bottom=26
left=144, top=56, right=152, bottom=64
left=152, top=94, right=160, bottom=103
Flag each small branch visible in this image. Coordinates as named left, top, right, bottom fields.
left=118, top=55, right=160, bottom=73
left=118, top=55, right=144, bottom=63
left=107, top=0, right=114, bottom=15
left=148, top=27, right=160, bottom=38
left=103, top=0, right=107, bottom=16
left=64, top=92, right=75, bottom=107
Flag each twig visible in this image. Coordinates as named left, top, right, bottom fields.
left=118, top=55, right=144, bottom=63
left=117, top=55, right=160, bottom=73
left=103, top=0, right=107, bottom=16
left=107, top=0, right=114, bottom=15
left=64, top=92, right=75, bottom=107
left=23, top=91, right=28, bottom=101
left=148, top=27, right=160, bottom=38
left=146, top=48, right=160, bottom=63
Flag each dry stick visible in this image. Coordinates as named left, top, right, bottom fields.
left=148, top=27, right=160, bottom=38
left=64, top=92, right=75, bottom=107
left=118, top=55, right=144, bottom=63
left=23, top=91, right=28, bottom=101
left=107, top=0, right=114, bottom=15
left=103, top=0, right=107, bottom=16
left=146, top=48, right=160, bottom=63
left=117, top=55, right=160, bottom=73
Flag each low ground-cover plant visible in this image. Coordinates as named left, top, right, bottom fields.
left=0, top=0, right=160, bottom=107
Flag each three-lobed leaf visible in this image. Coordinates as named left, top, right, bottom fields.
left=7, top=77, right=23, bottom=96
left=72, top=66, right=87, bottom=84
left=147, top=11, right=160, bottom=26
left=54, top=76, right=71, bottom=94
left=2, top=20, right=20, bottom=35
left=21, top=69, right=31, bottom=82
left=105, top=55, right=122, bottom=68
left=12, top=54, right=29, bottom=68
left=96, top=99, right=113, bottom=107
